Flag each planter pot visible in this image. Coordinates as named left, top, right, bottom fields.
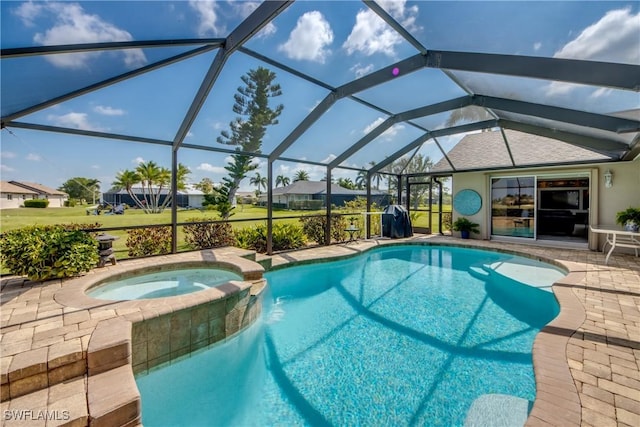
left=624, top=221, right=639, bottom=232
left=460, top=230, right=470, bottom=239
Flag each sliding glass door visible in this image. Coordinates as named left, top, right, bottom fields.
left=491, top=177, right=535, bottom=238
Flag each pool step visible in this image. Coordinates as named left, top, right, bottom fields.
left=464, top=393, right=531, bottom=427
left=468, top=264, right=491, bottom=280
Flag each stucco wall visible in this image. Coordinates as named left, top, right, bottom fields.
left=451, top=158, right=640, bottom=248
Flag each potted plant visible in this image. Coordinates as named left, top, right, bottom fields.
left=452, top=217, right=480, bottom=239
left=615, top=207, right=640, bottom=232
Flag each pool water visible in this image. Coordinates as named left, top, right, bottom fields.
left=87, top=268, right=242, bottom=300
left=136, top=245, right=563, bottom=426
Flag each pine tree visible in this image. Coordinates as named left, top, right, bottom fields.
left=215, top=67, right=283, bottom=218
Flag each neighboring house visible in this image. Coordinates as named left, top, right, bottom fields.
left=432, top=129, right=640, bottom=251
left=102, top=187, right=198, bottom=208
left=0, top=181, right=68, bottom=209
left=0, top=181, right=38, bottom=209
left=183, top=186, right=204, bottom=209
left=258, top=181, right=391, bottom=208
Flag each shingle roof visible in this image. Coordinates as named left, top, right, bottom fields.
left=8, top=181, right=67, bottom=196
left=272, top=181, right=386, bottom=196
left=431, top=129, right=613, bottom=173
left=0, top=181, right=38, bottom=194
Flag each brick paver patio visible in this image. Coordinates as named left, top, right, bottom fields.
left=1, top=236, right=638, bottom=426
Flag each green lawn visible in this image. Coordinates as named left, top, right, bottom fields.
left=0, top=204, right=451, bottom=265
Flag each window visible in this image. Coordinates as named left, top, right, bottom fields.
left=7, top=194, right=12, bottom=200
left=491, top=177, right=535, bottom=239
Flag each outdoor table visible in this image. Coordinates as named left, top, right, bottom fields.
left=345, top=226, right=360, bottom=244
left=590, top=225, right=640, bottom=264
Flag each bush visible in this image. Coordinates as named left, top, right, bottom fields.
left=0, top=225, right=98, bottom=281
left=24, top=199, right=49, bottom=208
left=64, top=199, right=77, bottom=207
left=299, top=214, right=348, bottom=244
left=126, top=226, right=171, bottom=257
left=183, top=219, right=235, bottom=250
left=442, top=212, right=452, bottom=231
left=235, top=223, right=306, bottom=253
left=59, top=222, right=102, bottom=231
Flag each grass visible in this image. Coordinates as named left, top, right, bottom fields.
left=0, top=204, right=451, bottom=268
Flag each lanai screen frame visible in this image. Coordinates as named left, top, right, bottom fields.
left=1, top=0, right=639, bottom=254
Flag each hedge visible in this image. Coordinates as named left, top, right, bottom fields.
left=24, top=199, right=49, bottom=208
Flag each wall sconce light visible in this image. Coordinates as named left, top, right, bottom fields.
left=603, top=169, right=613, bottom=188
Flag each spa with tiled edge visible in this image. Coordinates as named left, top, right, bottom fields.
left=1, top=250, right=266, bottom=426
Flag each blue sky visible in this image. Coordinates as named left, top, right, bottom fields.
left=1, top=0, right=638, bottom=192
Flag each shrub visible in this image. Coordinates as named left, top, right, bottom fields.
left=126, top=226, right=171, bottom=257
left=441, top=212, right=452, bottom=231
left=0, top=225, right=98, bottom=281
left=64, top=199, right=77, bottom=207
left=183, top=219, right=235, bottom=250
left=24, top=199, right=49, bottom=208
left=59, top=222, right=102, bottom=231
left=235, top=223, right=306, bottom=253
left=299, top=214, right=348, bottom=244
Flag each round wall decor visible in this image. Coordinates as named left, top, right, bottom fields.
left=453, top=189, right=482, bottom=216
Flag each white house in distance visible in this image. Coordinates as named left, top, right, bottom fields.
left=0, top=181, right=68, bottom=209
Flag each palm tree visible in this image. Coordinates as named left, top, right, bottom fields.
left=160, top=164, right=190, bottom=211
left=112, top=162, right=190, bottom=213
left=337, top=177, right=356, bottom=190
left=250, top=172, right=268, bottom=194
left=355, top=169, right=367, bottom=190
left=275, top=175, right=290, bottom=188
left=293, top=170, right=310, bottom=182
left=112, top=170, right=144, bottom=209
left=369, top=161, right=383, bottom=190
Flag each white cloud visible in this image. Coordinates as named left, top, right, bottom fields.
left=93, top=105, right=125, bottom=116
left=544, top=8, right=639, bottom=97
left=343, top=0, right=419, bottom=57
left=47, top=112, right=102, bottom=131
left=23, top=2, right=146, bottom=69
left=1, top=164, right=16, bottom=172
left=533, top=42, right=542, bottom=51
left=350, top=63, right=375, bottom=78
left=553, top=7, right=640, bottom=64
left=132, top=157, right=145, bottom=165
left=26, top=153, right=42, bottom=161
left=363, top=117, right=405, bottom=139
left=13, top=1, right=43, bottom=27
left=321, top=154, right=337, bottom=164
left=196, top=163, right=226, bottom=174
left=91, top=164, right=100, bottom=169
left=590, top=87, right=613, bottom=99
left=279, top=11, right=333, bottom=63
left=232, top=1, right=276, bottom=38
left=189, top=0, right=224, bottom=36
left=0, top=151, right=17, bottom=159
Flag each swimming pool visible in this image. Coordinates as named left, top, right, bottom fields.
left=87, top=268, right=242, bottom=300
left=136, top=244, right=564, bottom=426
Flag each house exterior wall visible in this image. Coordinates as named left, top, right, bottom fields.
left=187, top=195, right=204, bottom=209
left=451, top=158, right=640, bottom=250
left=0, top=193, right=64, bottom=209
left=0, top=193, right=30, bottom=209
left=43, top=195, right=67, bottom=208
